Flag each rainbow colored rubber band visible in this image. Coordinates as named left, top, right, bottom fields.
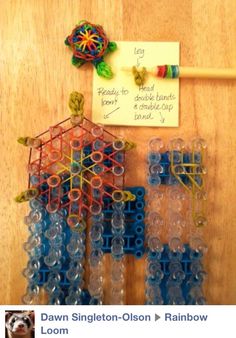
left=157, top=65, right=180, bottom=79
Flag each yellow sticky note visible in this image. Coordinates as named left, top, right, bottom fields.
left=92, top=41, right=179, bottom=127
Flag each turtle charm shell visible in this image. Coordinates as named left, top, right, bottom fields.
left=65, top=20, right=117, bottom=79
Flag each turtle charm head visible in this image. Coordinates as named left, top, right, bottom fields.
left=65, top=20, right=117, bottom=79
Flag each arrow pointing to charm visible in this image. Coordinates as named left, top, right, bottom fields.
left=159, top=112, right=165, bottom=123
left=104, top=107, right=120, bottom=119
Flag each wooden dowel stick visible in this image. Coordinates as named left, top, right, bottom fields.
left=178, top=66, right=236, bottom=79
left=122, top=66, right=236, bottom=79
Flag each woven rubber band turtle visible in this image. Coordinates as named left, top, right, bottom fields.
left=65, top=20, right=117, bottom=79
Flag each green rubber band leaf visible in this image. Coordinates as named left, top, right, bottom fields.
left=64, top=37, right=70, bottom=46
left=108, top=41, right=117, bottom=52
left=71, top=55, right=85, bottom=68
left=96, top=61, right=113, bottom=79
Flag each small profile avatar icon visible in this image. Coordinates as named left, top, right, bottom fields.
left=5, top=311, right=35, bottom=338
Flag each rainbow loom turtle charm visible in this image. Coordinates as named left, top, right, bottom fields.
left=65, top=20, right=117, bottom=79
